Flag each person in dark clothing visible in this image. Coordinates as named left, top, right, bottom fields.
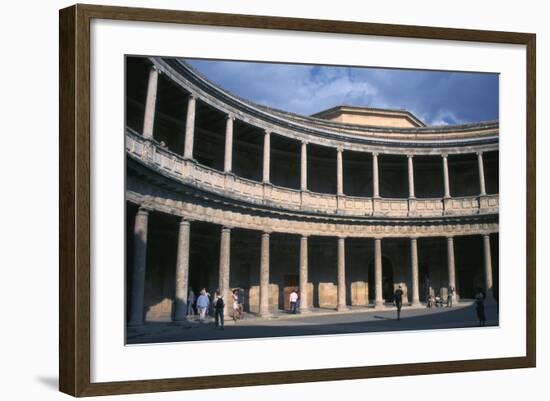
left=394, top=285, right=404, bottom=320
left=475, top=291, right=486, bottom=326
left=214, top=290, right=225, bottom=330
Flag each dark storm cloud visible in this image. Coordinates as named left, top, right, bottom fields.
left=186, top=59, right=498, bottom=126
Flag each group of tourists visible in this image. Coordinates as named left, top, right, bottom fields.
left=394, top=284, right=488, bottom=326
left=186, top=287, right=244, bottom=329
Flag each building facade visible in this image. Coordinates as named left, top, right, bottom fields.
left=125, top=56, right=499, bottom=325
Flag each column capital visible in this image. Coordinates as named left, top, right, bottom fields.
left=372, top=151, right=379, bottom=157
left=301, top=140, right=308, bottom=146
left=226, top=113, right=235, bottom=121
left=410, top=236, right=419, bottom=241
left=441, top=153, right=449, bottom=158
left=137, top=205, right=151, bottom=215
left=374, top=236, right=383, bottom=242
left=262, top=231, right=271, bottom=237
left=446, top=235, right=455, bottom=241
left=150, top=64, right=161, bottom=73
left=476, top=150, right=484, bottom=156
left=337, top=146, right=344, bottom=153
left=188, top=92, right=196, bottom=100
left=407, top=153, right=414, bottom=159
left=179, top=217, right=191, bottom=226
left=221, top=226, right=232, bottom=232
left=264, top=129, right=270, bottom=136
left=300, top=234, right=310, bottom=239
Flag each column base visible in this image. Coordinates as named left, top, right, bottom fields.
left=299, top=308, right=312, bottom=314
left=337, top=305, right=349, bottom=312
left=374, top=300, right=385, bottom=308
left=410, top=301, right=422, bottom=308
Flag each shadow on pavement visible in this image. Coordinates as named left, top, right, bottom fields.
left=127, top=303, right=498, bottom=345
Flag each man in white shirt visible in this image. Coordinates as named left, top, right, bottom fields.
left=289, top=289, right=298, bottom=314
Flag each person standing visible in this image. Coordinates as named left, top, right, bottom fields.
left=232, top=289, right=242, bottom=322
left=214, top=289, right=225, bottom=330
left=289, top=288, right=298, bottom=314
left=196, top=288, right=210, bottom=323
left=447, top=285, right=455, bottom=308
left=187, top=288, right=195, bottom=316
left=475, top=291, right=486, bottom=326
left=394, top=285, right=404, bottom=320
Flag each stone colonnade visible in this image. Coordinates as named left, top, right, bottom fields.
left=128, top=207, right=496, bottom=326
left=141, top=65, right=491, bottom=199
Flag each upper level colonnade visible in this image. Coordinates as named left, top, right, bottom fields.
left=125, top=56, right=499, bottom=214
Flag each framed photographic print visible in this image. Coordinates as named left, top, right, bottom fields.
left=59, top=4, right=536, bottom=397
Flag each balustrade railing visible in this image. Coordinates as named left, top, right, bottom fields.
left=127, top=130, right=498, bottom=219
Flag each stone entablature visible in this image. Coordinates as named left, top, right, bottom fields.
left=127, top=130, right=499, bottom=219
left=153, top=58, right=499, bottom=153
left=126, top=190, right=498, bottom=239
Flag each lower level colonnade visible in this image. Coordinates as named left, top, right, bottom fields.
left=127, top=205, right=498, bottom=326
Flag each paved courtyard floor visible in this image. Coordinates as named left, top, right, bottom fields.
left=127, top=301, right=498, bottom=344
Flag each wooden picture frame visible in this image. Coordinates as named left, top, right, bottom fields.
left=59, top=3, right=536, bottom=397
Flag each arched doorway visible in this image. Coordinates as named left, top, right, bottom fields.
left=368, top=256, right=394, bottom=303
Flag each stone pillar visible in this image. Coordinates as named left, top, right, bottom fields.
left=129, top=207, right=149, bottom=326
left=142, top=66, right=159, bottom=139
left=301, top=141, right=308, bottom=191
left=173, top=219, right=190, bottom=322
left=483, top=234, right=495, bottom=302
left=223, top=115, right=234, bottom=173
left=442, top=154, right=451, bottom=198
left=337, top=147, right=344, bottom=196
left=219, top=227, right=231, bottom=310
left=374, top=238, right=384, bottom=307
left=410, top=237, right=421, bottom=306
left=337, top=237, right=348, bottom=311
left=447, top=236, right=458, bottom=303
left=259, top=232, right=271, bottom=317
left=262, top=130, right=271, bottom=184
left=183, top=95, right=196, bottom=159
left=373, top=152, right=380, bottom=198
left=477, top=152, right=487, bottom=196
left=408, top=154, right=415, bottom=199
left=299, top=235, right=310, bottom=313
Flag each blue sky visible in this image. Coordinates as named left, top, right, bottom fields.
left=186, top=58, right=499, bottom=126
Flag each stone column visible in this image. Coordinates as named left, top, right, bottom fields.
left=374, top=238, right=384, bottom=307
left=259, top=232, right=271, bottom=317
left=173, top=219, right=190, bottom=322
left=410, top=237, right=421, bottom=306
left=447, top=236, right=458, bottom=303
left=337, top=147, right=344, bottom=196
left=142, top=66, right=159, bottom=139
left=301, top=141, right=308, bottom=191
left=299, top=235, right=310, bottom=313
left=483, top=234, right=495, bottom=302
left=442, top=154, right=451, bottom=198
left=373, top=152, right=380, bottom=198
left=262, top=130, right=271, bottom=184
left=183, top=95, right=196, bottom=159
left=129, top=207, right=149, bottom=326
left=408, top=154, right=415, bottom=199
left=223, top=115, right=234, bottom=173
left=219, top=227, right=231, bottom=310
left=477, top=152, right=487, bottom=196
left=337, top=237, right=348, bottom=311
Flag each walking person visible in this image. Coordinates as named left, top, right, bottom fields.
left=187, top=288, right=195, bottom=316
left=214, top=289, right=225, bottom=330
left=289, top=288, right=298, bottom=314
left=475, top=290, right=486, bottom=326
left=446, top=285, right=455, bottom=308
left=394, top=285, right=404, bottom=320
left=196, top=288, right=210, bottom=323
